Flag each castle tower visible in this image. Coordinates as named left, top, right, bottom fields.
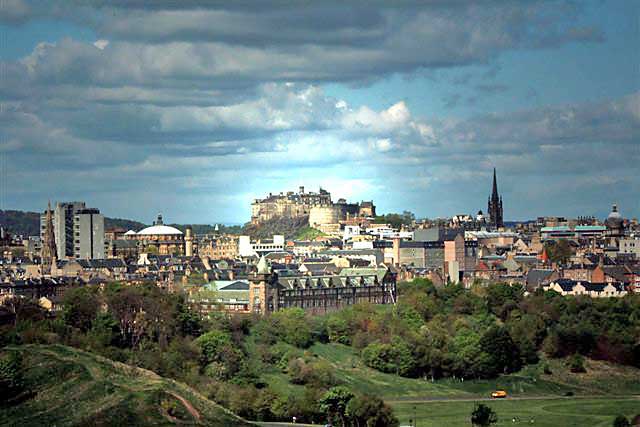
left=185, top=225, right=194, bottom=257
left=487, top=168, right=504, bottom=229
left=41, top=201, right=57, bottom=275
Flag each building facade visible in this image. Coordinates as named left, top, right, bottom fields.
left=248, top=257, right=397, bottom=315
left=40, top=201, right=105, bottom=260
left=73, top=208, right=105, bottom=259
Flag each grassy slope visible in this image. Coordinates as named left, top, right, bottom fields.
left=264, top=342, right=640, bottom=399
left=294, top=227, right=327, bottom=240
left=262, top=342, right=640, bottom=426
left=392, top=397, right=640, bottom=427
left=1, top=344, right=250, bottom=427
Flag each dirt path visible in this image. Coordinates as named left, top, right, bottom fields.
left=167, top=391, right=202, bottom=421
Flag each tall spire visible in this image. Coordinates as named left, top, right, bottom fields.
left=42, top=200, right=57, bottom=274
left=487, top=168, right=504, bottom=229
left=492, top=168, right=499, bottom=200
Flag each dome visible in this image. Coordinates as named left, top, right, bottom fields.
left=137, top=224, right=183, bottom=236
left=605, top=204, right=624, bottom=229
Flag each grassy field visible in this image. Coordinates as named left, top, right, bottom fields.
left=1, top=344, right=250, bottom=427
left=264, top=342, right=640, bottom=400
left=392, top=396, right=640, bottom=427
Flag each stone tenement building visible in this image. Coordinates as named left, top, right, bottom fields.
left=251, top=186, right=376, bottom=226
left=248, top=257, right=396, bottom=315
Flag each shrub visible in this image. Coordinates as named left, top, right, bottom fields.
left=346, top=394, right=399, bottom=427
left=613, top=415, right=630, bottom=427
left=567, top=353, right=586, bottom=373
left=0, top=351, right=24, bottom=403
left=471, top=403, right=498, bottom=426
left=361, top=337, right=416, bottom=377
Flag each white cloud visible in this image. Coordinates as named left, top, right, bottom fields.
left=93, top=39, right=109, bottom=50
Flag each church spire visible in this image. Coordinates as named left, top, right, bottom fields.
left=492, top=168, right=499, bottom=200
left=487, top=168, right=504, bottom=229
left=41, top=200, right=57, bottom=274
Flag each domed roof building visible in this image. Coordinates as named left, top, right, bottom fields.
left=605, top=204, right=625, bottom=238
left=134, top=214, right=185, bottom=255
left=137, top=224, right=183, bottom=236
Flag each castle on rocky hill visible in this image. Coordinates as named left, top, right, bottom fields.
left=250, top=186, right=375, bottom=227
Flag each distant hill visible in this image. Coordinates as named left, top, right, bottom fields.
left=0, top=209, right=296, bottom=239
left=0, top=210, right=146, bottom=237
left=105, top=217, right=147, bottom=232
left=1, top=344, right=250, bottom=427
left=0, top=210, right=40, bottom=237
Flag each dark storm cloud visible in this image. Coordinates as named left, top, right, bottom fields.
left=2, top=0, right=637, bottom=221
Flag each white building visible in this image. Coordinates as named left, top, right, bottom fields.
left=239, top=235, right=285, bottom=257
left=618, top=238, right=640, bottom=258
left=40, top=201, right=105, bottom=260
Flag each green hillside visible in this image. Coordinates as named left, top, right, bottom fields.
left=259, top=342, right=640, bottom=426
left=392, top=396, right=640, bottom=427
left=1, top=344, right=250, bottom=427
left=262, top=342, right=640, bottom=399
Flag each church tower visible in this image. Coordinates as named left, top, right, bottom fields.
left=487, top=168, right=504, bottom=229
left=248, top=256, right=278, bottom=314
left=41, top=201, right=57, bottom=275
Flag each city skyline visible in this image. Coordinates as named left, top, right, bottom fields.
left=0, top=1, right=638, bottom=223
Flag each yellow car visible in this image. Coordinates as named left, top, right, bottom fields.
left=491, top=390, right=507, bottom=398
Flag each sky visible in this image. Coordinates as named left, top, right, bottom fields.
left=0, top=0, right=638, bottom=224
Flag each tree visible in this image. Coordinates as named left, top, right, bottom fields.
left=362, top=337, right=416, bottom=377
left=613, top=415, right=630, bottom=427
left=0, top=351, right=24, bottom=403
left=270, top=308, right=313, bottom=348
left=346, top=394, right=399, bottom=427
left=175, top=300, right=202, bottom=337
left=471, top=403, right=497, bottom=427
left=2, top=297, right=46, bottom=326
left=479, top=326, right=522, bottom=376
left=87, top=312, right=120, bottom=349
left=106, top=284, right=178, bottom=348
left=62, top=287, right=100, bottom=332
left=326, top=316, right=351, bottom=345
left=485, top=283, right=523, bottom=320
left=195, top=330, right=233, bottom=365
left=320, top=386, right=355, bottom=426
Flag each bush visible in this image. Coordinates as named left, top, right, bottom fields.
left=0, top=351, right=24, bottom=403
left=326, top=317, right=351, bottom=345
left=471, top=403, right=498, bottom=426
left=361, top=337, right=416, bottom=377
left=62, top=287, right=100, bottom=332
left=287, top=357, right=338, bottom=388
left=567, top=353, right=586, bottom=373
left=613, top=415, right=630, bottom=427
left=270, top=308, right=314, bottom=348
left=346, top=394, right=399, bottom=427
